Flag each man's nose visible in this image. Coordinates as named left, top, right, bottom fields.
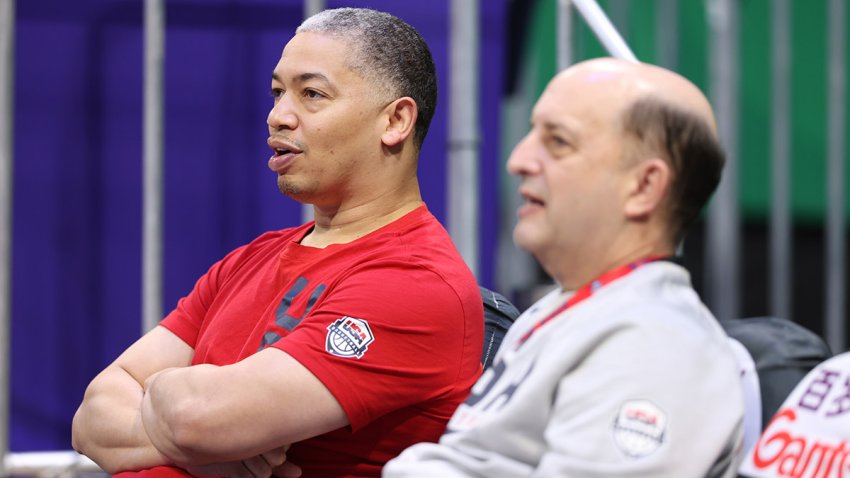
left=267, top=96, right=298, bottom=131
left=506, top=133, right=540, bottom=176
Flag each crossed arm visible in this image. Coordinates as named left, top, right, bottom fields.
left=71, top=325, right=348, bottom=474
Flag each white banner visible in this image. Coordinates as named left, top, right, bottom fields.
left=740, top=352, right=850, bottom=477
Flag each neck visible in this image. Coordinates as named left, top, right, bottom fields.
left=552, top=241, right=674, bottom=291
left=301, top=182, right=423, bottom=249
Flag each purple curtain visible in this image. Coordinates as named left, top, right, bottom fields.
left=11, top=0, right=505, bottom=451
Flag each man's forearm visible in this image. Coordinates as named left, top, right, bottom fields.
left=141, top=364, right=227, bottom=465
left=140, top=349, right=349, bottom=465
left=71, top=365, right=173, bottom=473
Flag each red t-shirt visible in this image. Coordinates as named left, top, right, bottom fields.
left=119, top=206, right=484, bottom=477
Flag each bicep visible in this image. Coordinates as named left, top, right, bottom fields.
left=533, top=364, right=660, bottom=477
left=112, top=325, right=194, bottom=385
left=223, top=347, right=348, bottom=444
left=278, top=267, right=477, bottom=417
left=533, top=327, right=739, bottom=477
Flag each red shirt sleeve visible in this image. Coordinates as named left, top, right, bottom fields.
left=273, top=261, right=480, bottom=431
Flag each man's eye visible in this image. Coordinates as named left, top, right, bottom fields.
left=549, top=136, right=569, bottom=148
left=304, top=89, right=324, bottom=99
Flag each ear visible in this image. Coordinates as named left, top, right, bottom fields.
left=381, top=97, right=418, bottom=148
left=623, top=158, right=671, bottom=219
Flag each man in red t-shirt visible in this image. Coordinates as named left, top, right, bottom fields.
left=71, top=8, right=483, bottom=478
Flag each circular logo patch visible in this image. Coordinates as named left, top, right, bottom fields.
left=612, top=400, right=667, bottom=458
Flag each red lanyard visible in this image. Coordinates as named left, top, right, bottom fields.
left=515, top=256, right=667, bottom=349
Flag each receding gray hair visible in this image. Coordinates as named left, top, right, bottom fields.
left=622, top=96, right=726, bottom=243
left=297, top=8, right=437, bottom=150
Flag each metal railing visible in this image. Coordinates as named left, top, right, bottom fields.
left=0, top=0, right=14, bottom=474
left=4, top=452, right=102, bottom=478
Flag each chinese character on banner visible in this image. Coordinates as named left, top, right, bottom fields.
left=826, top=375, right=850, bottom=417
left=797, top=368, right=840, bottom=412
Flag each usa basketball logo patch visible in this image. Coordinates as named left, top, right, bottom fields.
left=612, top=400, right=667, bottom=458
left=326, top=316, right=374, bottom=359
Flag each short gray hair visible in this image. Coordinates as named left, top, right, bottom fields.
left=297, top=8, right=437, bottom=150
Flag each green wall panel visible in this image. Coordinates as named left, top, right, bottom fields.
left=516, top=0, right=849, bottom=223
left=790, top=0, right=828, bottom=223
left=739, top=0, right=771, bottom=220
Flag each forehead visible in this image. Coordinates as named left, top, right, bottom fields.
left=532, top=71, right=631, bottom=134
left=274, top=32, right=358, bottom=82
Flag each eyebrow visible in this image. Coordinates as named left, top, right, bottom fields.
left=536, top=118, right=583, bottom=146
left=541, top=120, right=563, bottom=131
left=271, top=71, right=333, bottom=87
left=540, top=119, right=575, bottom=136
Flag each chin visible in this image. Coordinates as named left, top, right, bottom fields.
left=278, top=177, right=318, bottom=200
left=512, top=226, right=540, bottom=255
left=277, top=178, right=296, bottom=197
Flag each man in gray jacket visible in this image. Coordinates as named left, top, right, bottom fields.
left=385, top=57, right=744, bottom=477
